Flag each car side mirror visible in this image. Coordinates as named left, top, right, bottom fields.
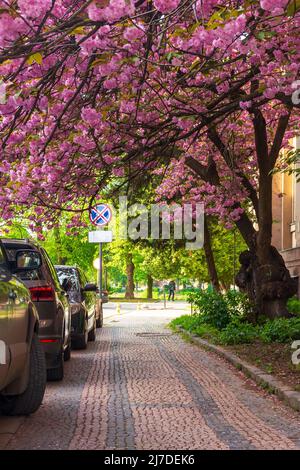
left=83, top=283, right=97, bottom=292
left=15, top=250, right=42, bottom=271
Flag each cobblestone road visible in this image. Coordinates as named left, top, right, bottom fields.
left=2, top=304, right=300, bottom=450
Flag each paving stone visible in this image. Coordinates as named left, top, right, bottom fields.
left=2, top=307, right=300, bottom=450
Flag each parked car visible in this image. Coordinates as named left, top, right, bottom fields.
left=55, top=265, right=98, bottom=349
left=0, top=242, right=46, bottom=415
left=1, top=239, right=71, bottom=382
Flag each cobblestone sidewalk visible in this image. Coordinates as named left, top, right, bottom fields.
left=2, top=308, right=300, bottom=450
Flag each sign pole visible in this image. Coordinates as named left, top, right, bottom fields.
left=99, top=242, right=103, bottom=299
left=89, top=202, right=113, bottom=304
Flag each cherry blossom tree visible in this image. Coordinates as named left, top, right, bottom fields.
left=0, top=0, right=299, bottom=318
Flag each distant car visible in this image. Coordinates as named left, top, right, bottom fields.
left=55, top=265, right=98, bottom=349
left=1, top=239, right=71, bottom=382
left=0, top=243, right=46, bottom=415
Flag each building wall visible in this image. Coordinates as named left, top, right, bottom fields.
left=272, top=137, right=300, bottom=298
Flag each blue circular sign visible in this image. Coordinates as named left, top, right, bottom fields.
left=89, top=204, right=112, bottom=227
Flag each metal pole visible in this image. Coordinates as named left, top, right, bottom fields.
left=99, top=242, right=103, bottom=298
left=233, top=229, right=237, bottom=290
left=105, top=267, right=108, bottom=290
left=164, top=289, right=166, bottom=309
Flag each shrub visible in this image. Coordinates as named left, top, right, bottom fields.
left=224, top=289, right=253, bottom=320
left=173, top=294, right=300, bottom=346
left=287, top=297, right=300, bottom=316
left=260, top=317, right=300, bottom=343
left=219, top=319, right=258, bottom=345
left=188, top=289, right=230, bottom=329
left=188, top=288, right=252, bottom=330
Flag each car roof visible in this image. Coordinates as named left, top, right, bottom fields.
left=0, top=238, right=39, bottom=250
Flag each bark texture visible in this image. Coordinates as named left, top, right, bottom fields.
left=125, top=253, right=135, bottom=299
left=203, top=216, right=220, bottom=292
left=147, top=275, right=153, bottom=299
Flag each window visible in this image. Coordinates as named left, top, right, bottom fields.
left=56, top=267, right=80, bottom=291
left=41, top=249, right=60, bottom=287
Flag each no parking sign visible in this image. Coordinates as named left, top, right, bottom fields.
left=89, top=203, right=112, bottom=227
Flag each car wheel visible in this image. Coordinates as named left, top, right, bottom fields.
left=64, top=336, right=71, bottom=362
left=88, top=318, right=96, bottom=342
left=0, top=333, right=46, bottom=416
left=96, top=305, right=103, bottom=328
left=47, top=348, right=64, bottom=382
left=72, top=320, right=88, bottom=350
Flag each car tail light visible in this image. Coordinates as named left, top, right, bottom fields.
left=29, top=286, right=55, bottom=302
left=40, top=339, right=58, bottom=343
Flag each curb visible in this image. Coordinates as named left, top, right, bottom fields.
left=175, top=326, right=300, bottom=412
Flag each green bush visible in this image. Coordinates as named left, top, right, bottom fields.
left=260, top=317, right=300, bottom=343
left=219, top=319, right=258, bottom=345
left=188, top=289, right=230, bottom=329
left=287, top=297, right=300, bottom=316
left=172, top=293, right=300, bottom=346
left=187, top=288, right=252, bottom=330
left=224, top=289, right=253, bottom=319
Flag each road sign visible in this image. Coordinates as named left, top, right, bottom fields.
left=88, top=228, right=113, bottom=305
left=88, top=230, right=113, bottom=243
left=89, top=204, right=112, bottom=227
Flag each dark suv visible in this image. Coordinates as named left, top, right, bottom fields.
left=1, top=239, right=71, bottom=381
left=55, top=266, right=97, bottom=350
left=0, top=243, right=46, bottom=415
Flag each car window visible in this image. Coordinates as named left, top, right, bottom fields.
left=56, top=267, right=80, bottom=292
left=41, top=249, right=61, bottom=287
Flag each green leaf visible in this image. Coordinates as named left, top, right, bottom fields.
left=27, top=53, right=43, bottom=66
left=286, top=0, right=300, bottom=16
left=69, top=26, right=85, bottom=35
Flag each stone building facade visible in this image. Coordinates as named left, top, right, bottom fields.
left=272, top=136, right=300, bottom=298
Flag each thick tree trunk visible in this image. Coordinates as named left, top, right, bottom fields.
left=204, top=216, right=220, bottom=292
left=147, top=275, right=153, bottom=299
left=235, top=170, right=297, bottom=320
left=236, top=247, right=297, bottom=320
left=125, top=253, right=135, bottom=299
left=187, top=110, right=296, bottom=319
left=236, top=110, right=297, bottom=319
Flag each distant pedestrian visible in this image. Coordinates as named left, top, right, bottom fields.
left=168, top=280, right=176, bottom=301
